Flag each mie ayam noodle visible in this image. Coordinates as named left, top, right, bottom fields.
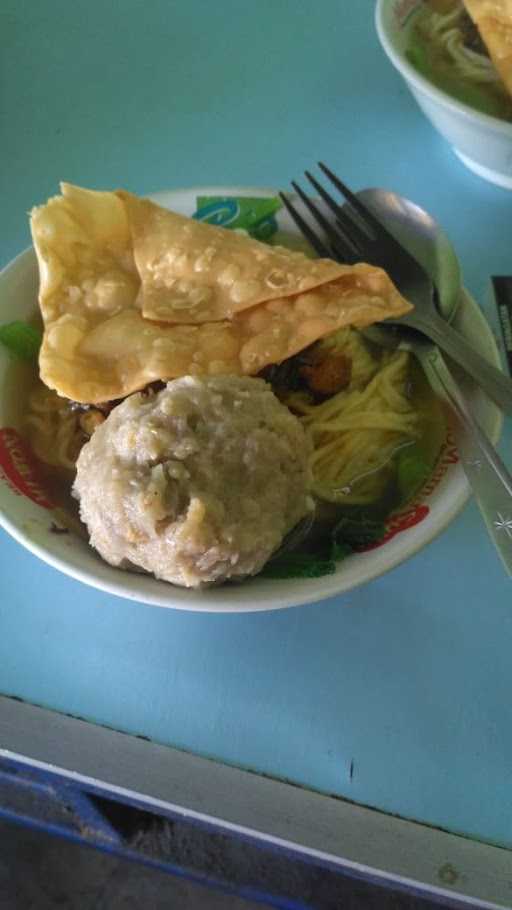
left=24, top=184, right=446, bottom=584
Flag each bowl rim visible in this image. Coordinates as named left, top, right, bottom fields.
left=0, top=185, right=504, bottom=611
left=374, top=0, right=512, bottom=137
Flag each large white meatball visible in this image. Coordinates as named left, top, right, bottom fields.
left=73, top=375, right=312, bottom=587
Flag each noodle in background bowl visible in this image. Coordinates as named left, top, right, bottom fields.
left=0, top=186, right=503, bottom=612
left=375, top=0, right=512, bottom=189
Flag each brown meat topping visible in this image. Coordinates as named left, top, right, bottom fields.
left=299, top=352, right=352, bottom=397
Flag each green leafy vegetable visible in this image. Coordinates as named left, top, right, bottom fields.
left=0, top=321, right=42, bottom=361
left=260, top=514, right=385, bottom=579
left=330, top=540, right=355, bottom=561
left=331, top=514, right=386, bottom=550
left=259, top=551, right=338, bottom=579
left=396, top=446, right=430, bottom=502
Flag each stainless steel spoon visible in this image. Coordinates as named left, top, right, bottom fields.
left=357, top=187, right=463, bottom=326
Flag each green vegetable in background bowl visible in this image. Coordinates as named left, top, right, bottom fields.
left=0, top=321, right=42, bottom=361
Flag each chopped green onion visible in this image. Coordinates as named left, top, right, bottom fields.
left=260, top=511, right=387, bottom=579
left=0, top=321, right=42, bottom=361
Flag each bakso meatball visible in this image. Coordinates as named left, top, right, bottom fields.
left=73, top=375, right=312, bottom=587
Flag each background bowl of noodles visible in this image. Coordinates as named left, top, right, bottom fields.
left=376, top=0, right=512, bottom=189
left=0, top=186, right=503, bottom=612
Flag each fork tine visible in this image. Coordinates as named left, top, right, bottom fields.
left=304, top=170, right=370, bottom=250
left=317, top=162, right=391, bottom=238
left=290, top=181, right=359, bottom=263
left=278, top=192, right=331, bottom=258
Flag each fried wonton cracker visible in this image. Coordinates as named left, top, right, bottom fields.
left=30, top=183, right=413, bottom=404
left=117, top=189, right=346, bottom=324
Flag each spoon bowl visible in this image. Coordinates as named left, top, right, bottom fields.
left=356, top=188, right=462, bottom=323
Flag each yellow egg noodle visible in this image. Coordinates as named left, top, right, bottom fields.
left=283, top=331, right=419, bottom=505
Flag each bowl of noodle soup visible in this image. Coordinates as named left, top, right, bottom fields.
left=0, top=185, right=503, bottom=612
left=376, top=0, right=512, bottom=189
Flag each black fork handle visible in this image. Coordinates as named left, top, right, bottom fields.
left=401, top=311, right=512, bottom=415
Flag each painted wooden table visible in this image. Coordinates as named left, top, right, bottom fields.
left=2, top=1, right=512, bottom=904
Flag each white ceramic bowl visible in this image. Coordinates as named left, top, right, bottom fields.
left=375, top=0, right=512, bottom=189
left=0, top=186, right=503, bottom=611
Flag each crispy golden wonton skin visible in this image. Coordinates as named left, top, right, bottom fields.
left=30, top=183, right=412, bottom=403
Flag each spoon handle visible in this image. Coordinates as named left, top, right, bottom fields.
left=407, top=310, right=512, bottom=416
left=418, top=343, right=512, bottom=577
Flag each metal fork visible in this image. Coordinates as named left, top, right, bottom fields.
left=280, top=162, right=512, bottom=416
left=280, top=164, right=512, bottom=575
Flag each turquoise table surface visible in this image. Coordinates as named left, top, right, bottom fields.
left=2, top=0, right=512, bottom=851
